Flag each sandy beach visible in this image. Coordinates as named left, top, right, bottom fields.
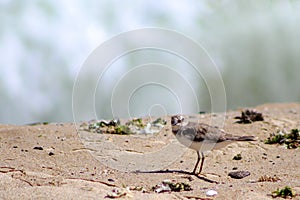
left=0, top=103, right=299, bottom=199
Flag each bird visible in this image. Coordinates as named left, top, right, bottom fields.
left=171, top=115, right=257, bottom=175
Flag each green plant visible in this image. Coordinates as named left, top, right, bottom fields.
left=114, top=125, right=132, bottom=135
left=272, top=186, right=295, bottom=198
left=265, top=133, right=285, bottom=144
left=167, top=182, right=192, bottom=192
left=287, top=129, right=299, bottom=140
left=265, top=129, right=300, bottom=149
left=125, top=118, right=145, bottom=128
left=151, top=118, right=167, bottom=125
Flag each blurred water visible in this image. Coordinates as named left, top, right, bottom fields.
left=0, top=1, right=299, bottom=124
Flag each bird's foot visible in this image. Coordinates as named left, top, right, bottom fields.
left=195, top=172, right=221, bottom=178
left=205, top=172, right=221, bottom=177
left=196, top=172, right=206, bottom=177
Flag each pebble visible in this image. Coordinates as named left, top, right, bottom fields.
left=228, top=170, right=250, bottom=179
left=33, top=146, right=44, bottom=150
left=206, top=189, right=218, bottom=196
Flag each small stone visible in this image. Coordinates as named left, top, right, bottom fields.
left=186, top=176, right=194, bottom=181
left=233, top=153, right=242, bottom=160
left=108, top=178, right=115, bottom=182
left=228, top=170, right=250, bottom=179
left=33, top=146, right=43, bottom=150
left=48, top=152, right=54, bottom=156
left=106, top=188, right=127, bottom=198
left=153, top=182, right=171, bottom=193
left=206, top=189, right=217, bottom=196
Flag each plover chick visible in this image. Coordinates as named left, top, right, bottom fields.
left=171, top=115, right=257, bottom=175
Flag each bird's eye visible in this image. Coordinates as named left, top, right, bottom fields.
left=171, top=117, right=177, bottom=125
left=179, top=116, right=184, bottom=122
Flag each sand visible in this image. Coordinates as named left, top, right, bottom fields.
left=0, top=103, right=299, bottom=199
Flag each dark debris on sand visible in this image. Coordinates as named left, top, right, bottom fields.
left=234, top=109, right=264, bottom=124
left=228, top=171, right=250, bottom=179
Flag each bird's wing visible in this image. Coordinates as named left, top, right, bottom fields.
left=191, top=122, right=229, bottom=142
left=177, top=125, right=205, bottom=142
left=177, top=122, right=224, bottom=142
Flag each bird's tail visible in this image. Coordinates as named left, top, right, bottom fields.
left=225, top=134, right=258, bottom=141
left=234, top=135, right=258, bottom=141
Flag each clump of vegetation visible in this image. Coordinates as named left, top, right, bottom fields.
left=153, top=180, right=192, bottom=193
left=167, top=182, right=192, bottom=192
left=98, top=119, right=119, bottom=127
left=265, top=132, right=285, bottom=144
left=265, top=129, right=300, bottom=149
left=234, top=109, right=264, bottom=124
left=80, top=117, right=167, bottom=135
left=114, top=125, right=132, bottom=135
left=125, top=118, right=145, bottom=128
left=233, top=153, right=242, bottom=160
left=106, top=188, right=127, bottom=198
left=151, top=117, right=167, bottom=126
left=81, top=119, right=120, bottom=133
left=288, top=129, right=300, bottom=140
left=272, top=186, right=295, bottom=198
left=258, top=175, right=280, bottom=182
left=80, top=119, right=132, bottom=134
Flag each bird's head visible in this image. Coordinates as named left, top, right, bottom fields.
left=171, top=115, right=185, bottom=126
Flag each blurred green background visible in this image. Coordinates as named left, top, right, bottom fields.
left=1, top=1, right=299, bottom=124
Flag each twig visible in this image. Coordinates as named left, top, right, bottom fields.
left=12, top=176, right=33, bottom=186
left=66, top=177, right=116, bottom=187
left=184, top=195, right=212, bottom=200
left=0, top=166, right=24, bottom=174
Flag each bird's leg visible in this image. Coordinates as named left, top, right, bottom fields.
left=198, top=151, right=205, bottom=174
left=192, top=151, right=201, bottom=174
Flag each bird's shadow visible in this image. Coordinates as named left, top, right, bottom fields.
left=133, top=169, right=218, bottom=184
